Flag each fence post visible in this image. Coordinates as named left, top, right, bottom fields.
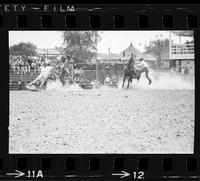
left=96, top=61, right=98, bottom=83
left=20, top=69, right=22, bottom=82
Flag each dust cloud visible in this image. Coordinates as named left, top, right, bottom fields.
left=119, top=70, right=194, bottom=90
left=46, top=80, right=83, bottom=91
left=45, top=70, right=194, bottom=91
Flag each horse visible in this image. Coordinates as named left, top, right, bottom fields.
left=26, top=66, right=55, bottom=90
left=122, top=62, right=152, bottom=89
left=26, top=66, right=66, bottom=90
left=26, top=65, right=87, bottom=90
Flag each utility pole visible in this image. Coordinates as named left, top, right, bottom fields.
left=95, top=32, right=98, bottom=86
left=157, top=34, right=164, bottom=68
left=169, top=31, right=172, bottom=60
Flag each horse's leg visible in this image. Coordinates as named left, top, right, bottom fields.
left=59, top=74, right=65, bottom=86
left=39, top=78, right=47, bottom=89
left=145, top=69, right=152, bottom=85
left=122, top=74, right=126, bottom=88
left=59, top=71, right=65, bottom=86
left=127, top=77, right=131, bottom=89
left=28, top=74, right=41, bottom=85
left=137, top=73, right=141, bottom=82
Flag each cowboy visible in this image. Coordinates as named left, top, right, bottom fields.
left=59, top=57, right=70, bottom=82
left=134, top=57, right=146, bottom=77
left=136, top=57, right=148, bottom=68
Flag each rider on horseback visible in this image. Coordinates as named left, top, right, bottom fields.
left=59, top=56, right=71, bottom=85
left=127, top=53, right=136, bottom=78
left=127, top=53, right=134, bottom=69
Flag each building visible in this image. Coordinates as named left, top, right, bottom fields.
left=97, top=43, right=156, bottom=68
left=160, top=31, right=194, bottom=72
left=120, top=42, right=143, bottom=59
left=96, top=52, right=122, bottom=64
left=120, top=43, right=156, bottom=67
left=36, top=48, right=62, bottom=57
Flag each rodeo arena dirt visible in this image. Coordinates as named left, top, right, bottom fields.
left=9, top=31, right=195, bottom=154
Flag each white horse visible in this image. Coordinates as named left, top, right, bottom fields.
left=26, top=66, right=57, bottom=90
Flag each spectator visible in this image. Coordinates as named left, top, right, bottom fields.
left=9, top=54, right=74, bottom=75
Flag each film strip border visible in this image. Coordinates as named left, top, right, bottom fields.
left=1, top=4, right=200, bottom=180
left=0, top=5, right=199, bottom=29
left=0, top=155, right=200, bottom=179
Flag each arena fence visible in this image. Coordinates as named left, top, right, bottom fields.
left=10, top=63, right=191, bottom=90
left=9, top=69, right=121, bottom=90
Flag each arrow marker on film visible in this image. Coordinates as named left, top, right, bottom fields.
left=112, top=170, right=130, bottom=178
left=65, top=175, right=104, bottom=178
left=6, top=170, right=25, bottom=178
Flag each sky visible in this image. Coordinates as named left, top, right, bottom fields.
left=9, top=31, right=193, bottom=54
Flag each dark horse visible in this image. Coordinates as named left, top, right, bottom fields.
left=122, top=65, right=152, bottom=89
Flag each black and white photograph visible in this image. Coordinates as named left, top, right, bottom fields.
left=9, top=30, right=194, bottom=154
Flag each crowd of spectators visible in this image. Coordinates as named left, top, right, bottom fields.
left=9, top=55, right=68, bottom=75
left=10, top=55, right=46, bottom=74
left=9, top=55, right=98, bottom=76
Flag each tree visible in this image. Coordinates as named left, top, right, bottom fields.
left=144, top=38, right=169, bottom=67
left=9, top=42, right=37, bottom=56
left=62, top=31, right=101, bottom=63
left=54, top=46, right=65, bottom=55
